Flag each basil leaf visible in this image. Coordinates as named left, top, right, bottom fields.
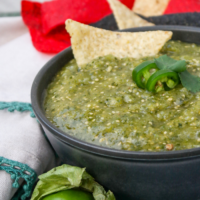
left=179, top=70, right=200, bottom=93
left=155, top=55, right=186, bottom=72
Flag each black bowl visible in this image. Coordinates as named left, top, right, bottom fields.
left=31, top=26, right=200, bottom=200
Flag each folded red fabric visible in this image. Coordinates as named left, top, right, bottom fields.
left=22, top=0, right=200, bottom=54
left=21, top=0, right=134, bottom=53
left=165, top=0, right=200, bottom=14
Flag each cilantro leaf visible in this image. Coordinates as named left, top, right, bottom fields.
left=179, top=70, right=200, bottom=93
left=155, top=55, right=186, bottom=72
left=155, top=55, right=177, bottom=69
left=168, top=60, right=187, bottom=72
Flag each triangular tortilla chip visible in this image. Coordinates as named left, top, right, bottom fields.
left=107, top=0, right=154, bottom=29
left=133, top=0, right=170, bottom=17
left=65, top=19, right=172, bottom=66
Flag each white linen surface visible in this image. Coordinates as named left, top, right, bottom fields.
left=0, top=16, right=27, bottom=46
left=0, top=16, right=57, bottom=199
left=0, top=0, right=51, bottom=14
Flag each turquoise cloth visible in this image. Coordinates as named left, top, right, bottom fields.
left=0, top=157, right=37, bottom=200
left=0, top=101, right=37, bottom=200
left=0, top=102, right=35, bottom=118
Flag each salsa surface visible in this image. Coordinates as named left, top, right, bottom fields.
left=44, top=41, right=200, bottom=151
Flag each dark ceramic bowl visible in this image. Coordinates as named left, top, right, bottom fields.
left=31, top=26, right=200, bottom=200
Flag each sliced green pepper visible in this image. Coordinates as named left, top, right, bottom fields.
left=146, top=69, right=179, bottom=93
left=132, top=61, right=158, bottom=89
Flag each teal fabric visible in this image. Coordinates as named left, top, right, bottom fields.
left=0, top=157, right=37, bottom=200
left=0, top=102, right=37, bottom=199
left=0, top=102, right=35, bottom=118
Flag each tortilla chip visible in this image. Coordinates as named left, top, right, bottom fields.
left=133, top=0, right=170, bottom=17
left=65, top=19, right=172, bottom=66
left=107, top=0, right=154, bottom=29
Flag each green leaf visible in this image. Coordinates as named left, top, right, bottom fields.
left=168, top=60, right=187, bottom=72
left=155, top=55, right=175, bottom=69
left=179, top=70, right=200, bottom=93
left=31, top=165, right=116, bottom=200
left=155, top=55, right=186, bottom=72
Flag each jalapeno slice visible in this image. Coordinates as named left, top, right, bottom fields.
left=132, top=61, right=158, bottom=89
left=146, top=69, right=180, bottom=92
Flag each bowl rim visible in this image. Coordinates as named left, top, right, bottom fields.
left=31, top=25, right=200, bottom=160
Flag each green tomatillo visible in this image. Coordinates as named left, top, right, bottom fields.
left=42, top=189, right=94, bottom=200
left=31, top=165, right=115, bottom=200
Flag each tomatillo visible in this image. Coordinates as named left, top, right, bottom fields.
left=132, top=60, right=158, bottom=89
left=42, top=189, right=94, bottom=200
left=146, top=69, right=179, bottom=92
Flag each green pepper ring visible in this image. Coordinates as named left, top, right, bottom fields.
left=146, top=69, right=180, bottom=92
left=132, top=61, right=158, bottom=89
left=41, top=189, right=94, bottom=200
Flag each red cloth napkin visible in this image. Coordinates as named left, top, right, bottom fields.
left=21, top=0, right=134, bottom=53
left=164, top=0, right=200, bottom=14
left=22, top=0, right=200, bottom=54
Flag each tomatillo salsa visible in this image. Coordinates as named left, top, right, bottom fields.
left=42, top=189, right=94, bottom=200
left=44, top=40, right=200, bottom=152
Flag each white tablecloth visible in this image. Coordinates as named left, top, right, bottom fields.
left=0, top=16, right=57, bottom=200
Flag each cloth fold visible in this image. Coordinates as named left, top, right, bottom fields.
left=0, top=16, right=58, bottom=200
left=0, top=110, right=57, bottom=200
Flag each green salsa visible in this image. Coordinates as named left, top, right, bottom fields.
left=44, top=40, right=200, bottom=152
